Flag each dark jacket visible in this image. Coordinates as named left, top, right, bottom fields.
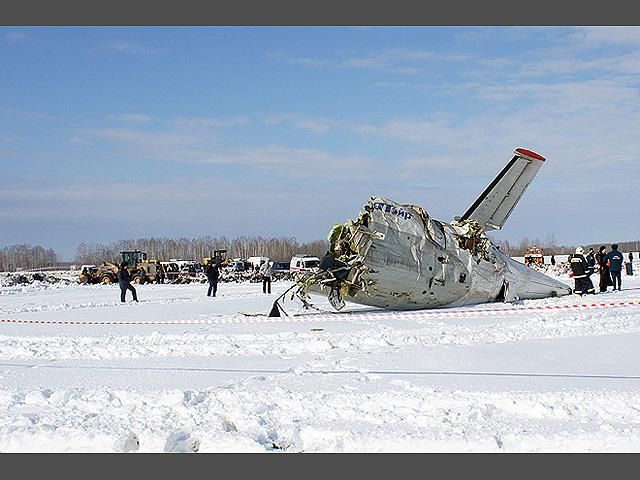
left=117, top=267, right=131, bottom=285
left=569, top=254, right=592, bottom=278
left=585, top=252, right=596, bottom=269
left=205, top=264, right=219, bottom=282
left=607, top=250, right=624, bottom=272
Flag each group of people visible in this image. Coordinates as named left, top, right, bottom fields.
left=204, top=259, right=274, bottom=297
left=115, top=258, right=276, bottom=303
left=204, top=257, right=273, bottom=298
left=568, top=244, right=627, bottom=296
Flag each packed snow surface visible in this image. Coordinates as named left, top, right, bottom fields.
left=2, top=263, right=640, bottom=452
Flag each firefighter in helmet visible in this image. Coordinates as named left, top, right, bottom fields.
left=568, top=247, right=595, bottom=296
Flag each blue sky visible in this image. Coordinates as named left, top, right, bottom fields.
left=1, top=26, right=639, bottom=260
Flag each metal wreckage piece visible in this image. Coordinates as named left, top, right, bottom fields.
left=268, top=148, right=571, bottom=317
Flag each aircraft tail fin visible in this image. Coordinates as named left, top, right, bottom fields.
left=459, top=148, right=546, bottom=231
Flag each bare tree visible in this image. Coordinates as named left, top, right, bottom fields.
left=73, top=236, right=330, bottom=265
left=0, top=244, right=58, bottom=272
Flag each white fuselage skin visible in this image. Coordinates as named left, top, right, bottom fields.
left=322, top=198, right=571, bottom=311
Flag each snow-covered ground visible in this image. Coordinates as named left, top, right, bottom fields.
left=2, top=263, right=640, bottom=452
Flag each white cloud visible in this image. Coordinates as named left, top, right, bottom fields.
left=101, top=40, right=158, bottom=55
left=266, top=53, right=329, bottom=68
left=371, top=81, right=413, bottom=89
left=193, top=145, right=373, bottom=177
left=80, top=127, right=214, bottom=163
left=4, top=31, right=28, bottom=44
left=69, top=136, right=91, bottom=145
left=270, top=47, right=470, bottom=75
left=474, top=80, right=639, bottom=110
left=570, top=27, right=640, bottom=47
left=507, top=52, right=640, bottom=78
left=263, top=113, right=334, bottom=134
left=349, top=117, right=459, bottom=145
left=108, top=113, right=152, bottom=124
left=75, top=125, right=373, bottom=178
left=294, top=117, right=333, bottom=134
left=172, top=116, right=248, bottom=129
left=2, top=108, right=56, bottom=121
left=341, top=48, right=468, bottom=72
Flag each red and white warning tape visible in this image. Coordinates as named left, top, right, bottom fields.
left=1, top=301, right=639, bottom=326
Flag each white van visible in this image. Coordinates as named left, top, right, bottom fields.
left=289, top=254, right=320, bottom=272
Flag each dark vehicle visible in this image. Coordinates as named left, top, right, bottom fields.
left=179, top=263, right=201, bottom=280
left=161, top=262, right=181, bottom=283
left=271, top=261, right=291, bottom=280
left=229, top=260, right=252, bottom=272
left=271, top=261, right=290, bottom=272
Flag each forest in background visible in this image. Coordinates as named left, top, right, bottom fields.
left=0, top=244, right=59, bottom=272
left=72, top=236, right=330, bottom=266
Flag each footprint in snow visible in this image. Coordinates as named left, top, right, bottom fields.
left=164, top=431, right=201, bottom=453
left=122, top=431, right=140, bottom=453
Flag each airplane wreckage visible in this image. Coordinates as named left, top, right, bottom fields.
left=269, top=148, right=571, bottom=316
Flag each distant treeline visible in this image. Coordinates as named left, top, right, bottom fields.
left=74, top=236, right=331, bottom=265
left=2, top=235, right=638, bottom=273
left=496, top=237, right=640, bottom=257
left=0, top=244, right=58, bottom=272
left=496, top=237, right=569, bottom=257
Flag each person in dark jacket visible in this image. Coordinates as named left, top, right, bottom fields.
left=607, top=244, right=624, bottom=291
left=568, top=247, right=595, bottom=296
left=205, top=261, right=219, bottom=297
left=117, top=261, right=138, bottom=303
left=595, top=245, right=612, bottom=293
left=156, top=264, right=165, bottom=284
left=139, top=267, right=147, bottom=285
left=550, top=255, right=556, bottom=266
left=585, top=248, right=596, bottom=271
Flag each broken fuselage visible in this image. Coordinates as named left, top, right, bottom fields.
left=312, top=196, right=571, bottom=310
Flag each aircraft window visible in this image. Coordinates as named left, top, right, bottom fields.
left=427, top=220, right=446, bottom=249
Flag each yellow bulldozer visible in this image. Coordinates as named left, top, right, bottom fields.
left=79, top=250, right=162, bottom=284
left=202, top=249, right=231, bottom=267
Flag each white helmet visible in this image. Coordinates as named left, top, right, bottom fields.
left=575, top=247, right=584, bottom=255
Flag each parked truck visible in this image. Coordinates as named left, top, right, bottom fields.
left=523, top=246, right=545, bottom=265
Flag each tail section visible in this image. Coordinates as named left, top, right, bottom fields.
left=459, top=148, right=546, bottom=231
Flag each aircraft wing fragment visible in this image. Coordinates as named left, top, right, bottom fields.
left=459, top=148, right=546, bottom=231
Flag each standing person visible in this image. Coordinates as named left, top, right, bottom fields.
left=157, top=264, right=165, bottom=284
left=117, top=261, right=138, bottom=303
left=550, top=255, right=556, bottom=266
left=205, top=261, right=219, bottom=297
left=585, top=248, right=596, bottom=271
left=595, top=245, right=612, bottom=293
left=607, top=244, right=624, bottom=291
left=568, top=247, right=595, bottom=296
left=259, top=259, right=273, bottom=294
